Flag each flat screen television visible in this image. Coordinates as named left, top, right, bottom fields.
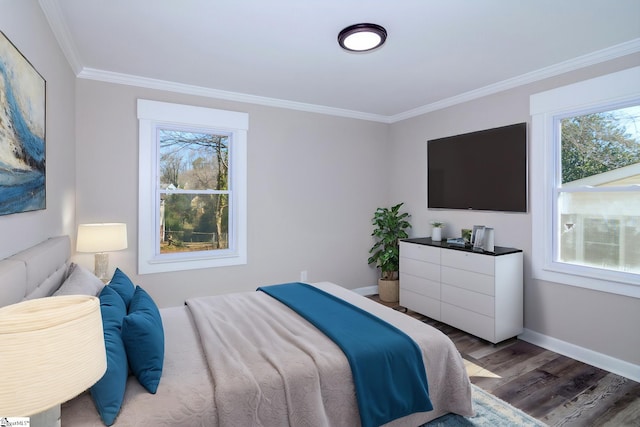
left=427, top=122, right=527, bottom=212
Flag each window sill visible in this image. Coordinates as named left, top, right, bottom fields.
left=138, top=252, right=247, bottom=274
left=532, top=262, right=640, bottom=299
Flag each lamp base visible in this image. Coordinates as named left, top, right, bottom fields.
left=30, top=404, right=61, bottom=427
left=94, top=252, right=110, bottom=283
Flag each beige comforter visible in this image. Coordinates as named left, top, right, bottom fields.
left=62, top=282, right=472, bottom=426
left=186, top=282, right=473, bottom=427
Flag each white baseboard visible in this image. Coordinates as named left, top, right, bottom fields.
left=352, top=285, right=378, bottom=296
left=518, top=328, right=639, bottom=383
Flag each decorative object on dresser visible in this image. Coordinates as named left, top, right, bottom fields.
left=0, top=295, right=107, bottom=427
left=0, top=31, right=46, bottom=216
left=446, top=237, right=466, bottom=247
left=399, top=237, right=523, bottom=344
left=430, top=220, right=444, bottom=242
left=482, top=227, right=495, bottom=252
left=76, top=223, right=128, bottom=282
left=461, top=228, right=472, bottom=244
left=471, top=225, right=484, bottom=247
left=368, top=203, right=411, bottom=302
left=472, top=225, right=495, bottom=252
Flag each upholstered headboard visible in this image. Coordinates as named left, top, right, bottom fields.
left=0, top=236, right=70, bottom=308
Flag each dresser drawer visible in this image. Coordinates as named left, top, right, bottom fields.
left=441, top=302, right=495, bottom=343
left=441, top=250, right=494, bottom=275
left=441, top=266, right=495, bottom=296
left=442, top=284, right=494, bottom=317
left=400, top=288, right=440, bottom=321
left=400, top=273, right=440, bottom=300
left=400, top=257, right=440, bottom=281
left=400, top=242, right=440, bottom=263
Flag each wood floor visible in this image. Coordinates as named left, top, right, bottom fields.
left=369, top=296, right=640, bottom=426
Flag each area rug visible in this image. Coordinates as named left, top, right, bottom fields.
left=422, top=384, right=548, bottom=426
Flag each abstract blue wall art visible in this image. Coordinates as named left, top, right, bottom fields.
left=0, top=31, right=46, bottom=216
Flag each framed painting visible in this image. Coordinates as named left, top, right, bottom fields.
left=0, top=31, right=46, bottom=216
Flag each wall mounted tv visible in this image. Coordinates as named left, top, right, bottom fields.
left=427, top=122, right=527, bottom=212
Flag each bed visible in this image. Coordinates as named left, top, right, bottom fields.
left=0, top=236, right=473, bottom=426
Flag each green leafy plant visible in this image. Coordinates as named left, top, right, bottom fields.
left=368, top=203, right=411, bottom=280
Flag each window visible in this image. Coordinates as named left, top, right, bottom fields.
left=531, top=66, right=640, bottom=297
left=137, top=99, right=248, bottom=274
left=558, top=106, right=640, bottom=275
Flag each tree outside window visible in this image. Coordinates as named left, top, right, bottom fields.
left=158, top=129, right=230, bottom=254
left=560, top=107, right=640, bottom=184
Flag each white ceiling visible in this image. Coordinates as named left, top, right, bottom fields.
left=40, top=0, right=640, bottom=122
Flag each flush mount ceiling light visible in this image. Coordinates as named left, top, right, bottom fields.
left=338, top=23, right=387, bottom=52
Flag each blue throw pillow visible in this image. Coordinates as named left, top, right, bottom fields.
left=122, top=286, right=165, bottom=394
left=90, top=286, right=129, bottom=426
left=108, top=268, right=136, bottom=308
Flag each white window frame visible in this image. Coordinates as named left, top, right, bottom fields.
left=530, top=66, right=640, bottom=298
left=137, top=99, right=248, bottom=274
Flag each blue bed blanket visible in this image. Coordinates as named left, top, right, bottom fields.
left=257, top=282, right=433, bottom=427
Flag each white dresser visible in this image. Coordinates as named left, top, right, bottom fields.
left=400, top=238, right=523, bottom=344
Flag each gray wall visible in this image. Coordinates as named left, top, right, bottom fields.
left=74, top=80, right=388, bottom=306
left=389, top=53, right=640, bottom=366
left=0, top=1, right=76, bottom=258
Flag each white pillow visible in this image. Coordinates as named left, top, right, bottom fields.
left=53, top=263, right=105, bottom=297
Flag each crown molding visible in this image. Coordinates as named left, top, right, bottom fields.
left=40, top=0, right=640, bottom=124
left=77, top=68, right=391, bottom=123
left=389, top=38, right=640, bottom=123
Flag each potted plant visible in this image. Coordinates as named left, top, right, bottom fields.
left=368, top=203, right=411, bottom=302
left=430, top=220, right=444, bottom=242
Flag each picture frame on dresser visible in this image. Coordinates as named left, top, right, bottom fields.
left=471, top=225, right=484, bottom=246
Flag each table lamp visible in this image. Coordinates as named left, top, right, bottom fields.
left=0, top=295, right=107, bottom=427
left=77, top=223, right=128, bottom=282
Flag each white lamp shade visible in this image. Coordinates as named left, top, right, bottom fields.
left=77, top=223, right=128, bottom=253
left=0, top=295, right=107, bottom=416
